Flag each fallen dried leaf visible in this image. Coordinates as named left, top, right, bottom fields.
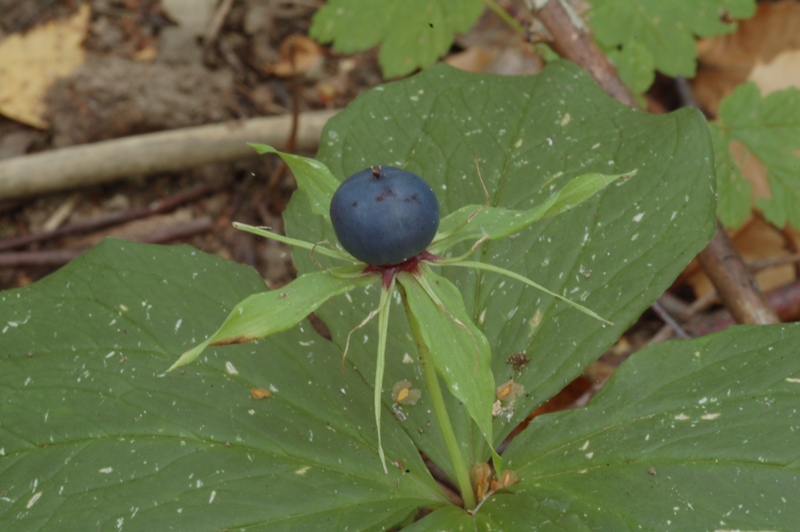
left=266, top=34, right=323, bottom=78
left=695, top=1, right=800, bottom=113
left=250, top=388, right=273, bottom=400
left=0, top=4, right=91, bottom=128
left=391, top=380, right=421, bottom=406
left=496, top=378, right=524, bottom=403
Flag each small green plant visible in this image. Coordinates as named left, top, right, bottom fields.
left=168, top=142, right=627, bottom=504
left=3, top=62, right=799, bottom=531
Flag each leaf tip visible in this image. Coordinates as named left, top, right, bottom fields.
left=621, top=169, right=638, bottom=181
left=248, top=143, right=276, bottom=155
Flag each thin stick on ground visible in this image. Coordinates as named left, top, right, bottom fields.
left=0, top=110, right=338, bottom=200
left=697, top=221, right=779, bottom=324
left=0, top=182, right=225, bottom=251
left=650, top=300, right=691, bottom=340
left=203, top=0, right=235, bottom=49
left=0, top=217, right=214, bottom=268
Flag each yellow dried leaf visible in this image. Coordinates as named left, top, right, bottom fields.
left=496, top=378, right=524, bottom=404
left=391, top=380, right=421, bottom=405
left=749, top=49, right=800, bottom=95
left=266, top=34, right=323, bottom=78
left=694, top=1, right=800, bottom=113
left=250, top=388, right=273, bottom=400
left=0, top=4, right=91, bottom=128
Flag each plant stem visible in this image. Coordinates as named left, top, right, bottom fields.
left=483, top=0, right=525, bottom=34
left=402, top=288, right=477, bottom=509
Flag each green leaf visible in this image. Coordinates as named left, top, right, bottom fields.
left=309, top=0, right=484, bottom=78
left=604, top=40, right=655, bottom=94
left=285, top=61, right=716, bottom=471
left=430, top=171, right=633, bottom=254
left=405, top=494, right=601, bottom=531
left=170, top=267, right=377, bottom=370
left=493, top=323, right=800, bottom=530
left=401, top=506, right=477, bottom=531
left=397, top=268, right=494, bottom=449
left=588, top=0, right=756, bottom=77
left=714, top=82, right=800, bottom=228
left=233, top=222, right=356, bottom=262
left=709, top=121, right=752, bottom=227
left=248, top=143, right=340, bottom=224
left=0, top=239, right=448, bottom=530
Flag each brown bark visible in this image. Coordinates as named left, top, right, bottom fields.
left=696, top=221, right=779, bottom=324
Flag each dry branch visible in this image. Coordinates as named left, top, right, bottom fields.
left=0, top=217, right=213, bottom=268
left=528, top=0, right=638, bottom=107
left=0, top=109, right=338, bottom=200
left=697, top=221, right=779, bottom=324
left=0, top=182, right=224, bottom=251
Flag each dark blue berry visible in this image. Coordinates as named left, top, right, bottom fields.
left=330, top=165, right=440, bottom=266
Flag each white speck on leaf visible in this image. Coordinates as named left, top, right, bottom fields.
left=26, top=492, right=42, bottom=509
left=295, top=466, right=311, bottom=475
left=100, top=467, right=113, bottom=474
left=225, top=361, right=238, bottom=375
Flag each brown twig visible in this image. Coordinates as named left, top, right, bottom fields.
left=0, top=182, right=225, bottom=251
left=688, top=280, right=800, bottom=336
left=527, top=0, right=638, bottom=108
left=0, top=218, right=213, bottom=268
left=696, top=221, right=779, bottom=324
left=780, top=225, right=800, bottom=279
left=203, top=0, right=235, bottom=49
left=0, top=110, right=338, bottom=200
left=678, top=288, right=719, bottom=321
left=748, top=251, right=800, bottom=274
left=650, top=300, right=691, bottom=339
left=528, top=0, right=778, bottom=326
left=0, top=249, right=84, bottom=269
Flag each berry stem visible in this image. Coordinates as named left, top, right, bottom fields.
left=401, top=286, right=477, bottom=509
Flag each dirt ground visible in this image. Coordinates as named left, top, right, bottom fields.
left=0, top=0, right=384, bottom=290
